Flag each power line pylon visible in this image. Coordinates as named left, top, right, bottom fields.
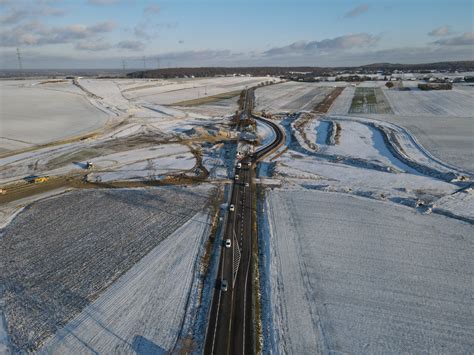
left=16, top=48, right=23, bottom=72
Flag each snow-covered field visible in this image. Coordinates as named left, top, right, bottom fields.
left=176, top=96, right=239, bottom=117
left=255, top=82, right=334, bottom=112
left=384, top=88, right=474, bottom=117
left=0, top=80, right=110, bottom=151
left=328, top=86, right=355, bottom=114
left=315, top=119, right=416, bottom=173
left=372, top=114, right=474, bottom=172
left=77, top=78, right=131, bottom=110
left=1, top=76, right=258, bottom=155
left=122, top=76, right=276, bottom=105
left=42, top=211, right=210, bottom=354
left=257, top=93, right=473, bottom=353
left=83, top=144, right=195, bottom=182
left=1, top=186, right=213, bottom=352
left=263, top=189, right=473, bottom=353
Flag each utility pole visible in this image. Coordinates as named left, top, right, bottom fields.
left=16, top=48, right=23, bottom=72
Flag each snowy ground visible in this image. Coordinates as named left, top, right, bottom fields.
left=255, top=82, right=334, bottom=112
left=275, top=112, right=472, bottom=219
left=1, top=76, right=254, bottom=155
left=371, top=113, right=473, bottom=172
left=1, top=186, right=214, bottom=352
left=263, top=189, right=473, bottom=353
left=3, top=74, right=472, bottom=353
left=384, top=88, right=474, bottom=117
left=0, top=79, right=239, bottom=186
left=325, top=84, right=473, bottom=172
left=327, top=85, right=473, bottom=171
left=121, top=76, right=276, bottom=105
left=0, top=76, right=247, bottom=353
left=327, top=86, right=355, bottom=114
left=0, top=80, right=110, bottom=151
left=83, top=144, right=195, bottom=182
left=42, top=211, right=210, bottom=354
left=0, top=138, right=196, bottom=184
left=176, top=96, right=239, bottom=117
left=257, top=96, right=473, bottom=353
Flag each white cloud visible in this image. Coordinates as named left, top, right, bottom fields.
left=344, top=4, right=369, bottom=18
left=1, top=44, right=473, bottom=70
left=0, top=21, right=116, bottom=47
left=433, top=32, right=474, bottom=46
left=428, top=25, right=453, bottom=37
left=264, top=33, right=379, bottom=56
left=0, top=4, right=64, bottom=25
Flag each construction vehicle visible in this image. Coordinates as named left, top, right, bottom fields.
left=31, top=176, right=49, bottom=183
left=85, top=161, right=94, bottom=169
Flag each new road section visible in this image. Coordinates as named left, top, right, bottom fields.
left=204, top=88, right=284, bottom=355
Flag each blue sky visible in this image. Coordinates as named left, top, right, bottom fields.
left=0, top=0, right=473, bottom=68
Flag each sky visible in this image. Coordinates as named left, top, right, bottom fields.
left=0, top=0, right=473, bottom=69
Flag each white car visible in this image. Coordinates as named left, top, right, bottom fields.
left=237, top=162, right=242, bottom=169
left=221, top=279, right=228, bottom=292
left=229, top=204, right=235, bottom=212
left=247, top=162, right=252, bottom=167
left=235, top=174, right=239, bottom=180
left=245, top=182, right=249, bottom=187
left=225, top=239, right=231, bottom=248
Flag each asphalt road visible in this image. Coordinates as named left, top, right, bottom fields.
left=204, top=88, right=284, bottom=355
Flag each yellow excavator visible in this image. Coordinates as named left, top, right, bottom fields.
left=31, top=176, right=49, bottom=183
